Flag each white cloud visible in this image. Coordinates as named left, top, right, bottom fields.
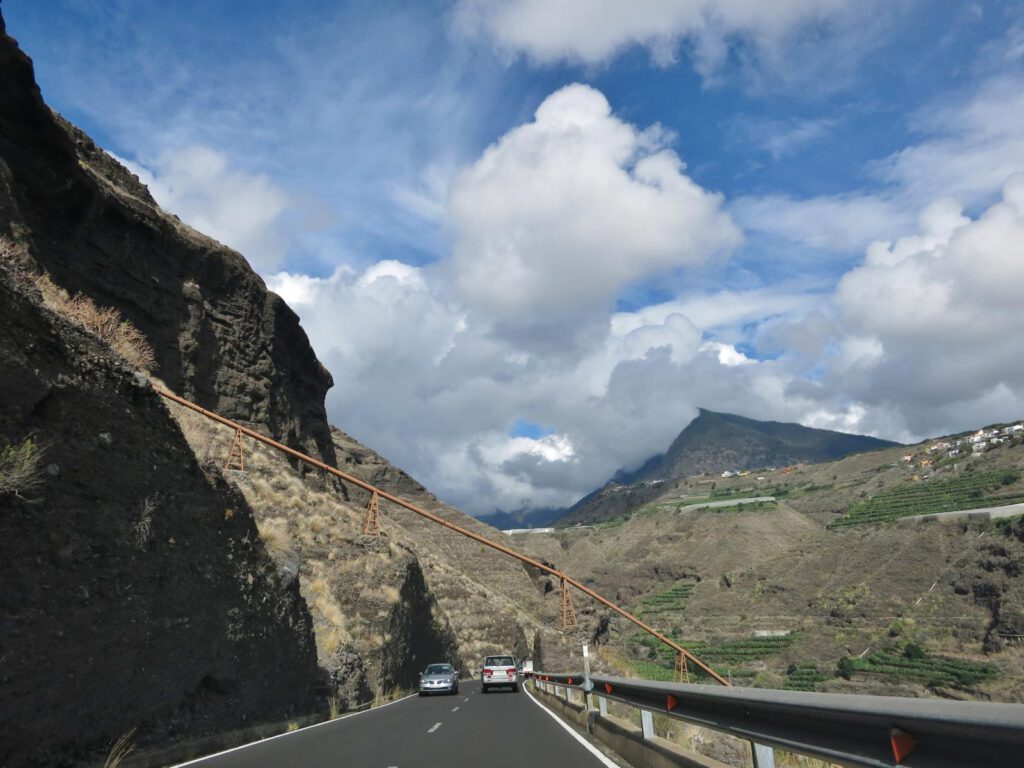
left=453, top=0, right=890, bottom=89
left=447, top=83, right=741, bottom=355
left=870, top=76, right=1024, bottom=210
left=729, top=116, right=836, bottom=160
left=126, top=146, right=290, bottom=272
left=731, top=192, right=912, bottom=254
left=830, top=175, right=1024, bottom=435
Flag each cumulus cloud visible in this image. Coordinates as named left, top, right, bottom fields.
left=268, top=257, right=831, bottom=514
left=829, top=175, right=1024, bottom=435
left=453, top=0, right=890, bottom=89
left=127, top=146, right=290, bottom=272
left=447, top=83, right=740, bottom=355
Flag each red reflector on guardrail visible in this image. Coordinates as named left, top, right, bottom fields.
left=605, top=683, right=613, bottom=694
left=891, top=728, right=916, bottom=763
left=568, top=677, right=574, bottom=685
left=667, top=695, right=678, bottom=711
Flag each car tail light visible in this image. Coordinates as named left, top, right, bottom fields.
left=507, top=668, right=516, bottom=675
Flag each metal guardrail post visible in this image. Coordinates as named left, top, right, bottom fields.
left=752, top=743, right=776, bottom=768
left=598, top=696, right=608, bottom=716
left=641, top=710, right=654, bottom=740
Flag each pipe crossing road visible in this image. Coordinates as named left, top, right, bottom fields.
left=173, top=681, right=620, bottom=768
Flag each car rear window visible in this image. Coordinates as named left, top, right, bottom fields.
left=486, top=656, right=514, bottom=666
left=425, top=664, right=451, bottom=674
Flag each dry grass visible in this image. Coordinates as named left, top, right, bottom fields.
left=256, top=517, right=293, bottom=559
left=0, top=437, right=46, bottom=500
left=33, top=273, right=156, bottom=371
left=103, top=728, right=136, bottom=768
left=130, top=495, right=158, bottom=550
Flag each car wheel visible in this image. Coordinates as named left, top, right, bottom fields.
left=482, top=685, right=488, bottom=694
left=512, top=683, right=519, bottom=692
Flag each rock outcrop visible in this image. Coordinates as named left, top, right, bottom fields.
left=0, top=267, right=322, bottom=767
left=0, top=11, right=335, bottom=465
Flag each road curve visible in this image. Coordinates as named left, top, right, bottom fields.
left=173, top=680, right=618, bottom=768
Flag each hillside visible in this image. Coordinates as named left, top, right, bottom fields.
left=0, top=256, right=321, bottom=766
left=559, top=408, right=899, bottom=525
left=512, top=424, right=1024, bottom=702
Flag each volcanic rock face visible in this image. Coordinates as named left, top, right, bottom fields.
left=0, top=268, right=321, bottom=767
left=0, top=13, right=336, bottom=465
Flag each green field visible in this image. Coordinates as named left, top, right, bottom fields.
left=829, top=469, right=1023, bottom=528
left=784, top=664, right=830, bottom=691
left=841, top=648, right=998, bottom=688
left=635, top=632, right=794, bottom=681
left=637, top=582, right=695, bottom=614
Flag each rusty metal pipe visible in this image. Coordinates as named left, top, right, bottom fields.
left=155, top=387, right=730, bottom=687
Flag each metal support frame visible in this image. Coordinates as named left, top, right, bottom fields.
left=154, top=387, right=731, bottom=686
left=675, top=650, right=689, bottom=684
left=363, top=490, right=382, bottom=536
left=224, top=428, right=245, bottom=471
left=560, top=577, right=577, bottom=631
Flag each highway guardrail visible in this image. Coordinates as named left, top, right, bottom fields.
left=529, top=672, right=1024, bottom=767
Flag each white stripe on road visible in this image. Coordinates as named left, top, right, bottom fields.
left=169, top=692, right=419, bottom=767
left=451, top=706, right=460, bottom=712
left=463, top=697, right=469, bottom=701
left=523, top=686, right=619, bottom=768
left=427, top=722, right=442, bottom=733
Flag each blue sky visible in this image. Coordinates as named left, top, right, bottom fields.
left=7, top=0, right=1024, bottom=515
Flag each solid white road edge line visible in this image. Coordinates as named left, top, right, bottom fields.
left=523, top=685, right=619, bottom=768
left=169, top=692, right=420, bottom=767
left=427, top=722, right=442, bottom=733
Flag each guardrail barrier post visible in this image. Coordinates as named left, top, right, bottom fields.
left=641, top=710, right=654, bottom=740
left=598, top=696, right=608, bottom=716
left=752, top=742, right=776, bottom=768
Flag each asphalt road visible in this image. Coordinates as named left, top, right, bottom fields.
left=175, top=680, right=618, bottom=768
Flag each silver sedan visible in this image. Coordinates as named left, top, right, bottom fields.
left=418, top=663, right=459, bottom=695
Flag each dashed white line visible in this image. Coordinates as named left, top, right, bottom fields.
left=427, top=722, right=442, bottom=733
left=451, top=706, right=460, bottom=712
left=463, top=696, right=470, bottom=701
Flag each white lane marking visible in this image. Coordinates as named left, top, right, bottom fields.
left=523, top=686, right=618, bottom=768
left=451, top=706, right=460, bottom=712
left=427, top=722, right=442, bottom=733
left=463, top=697, right=469, bottom=702
left=168, top=692, right=419, bottom=767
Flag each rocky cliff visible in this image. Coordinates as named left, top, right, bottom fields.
left=0, top=12, right=335, bottom=465
left=0, top=265, right=322, bottom=767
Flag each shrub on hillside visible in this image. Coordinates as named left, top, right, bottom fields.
left=33, top=274, right=156, bottom=372
left=0, top=437, right=46, bottom=500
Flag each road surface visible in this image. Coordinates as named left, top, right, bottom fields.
left=174, top=681, right=619, bottom=768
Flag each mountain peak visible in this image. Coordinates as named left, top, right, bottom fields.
left=558, top=409, right=900, bottom=525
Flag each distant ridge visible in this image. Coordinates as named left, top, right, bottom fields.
left=557, top=409, right=900, bottom=525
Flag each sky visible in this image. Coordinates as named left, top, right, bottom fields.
left=7, top=0, right=1024, bottom=516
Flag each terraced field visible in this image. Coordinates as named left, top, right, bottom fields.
left=784, top=664, right=829, bottom=691
left=828, top=469, right=1023, bottom=528
left=841, top=648, right=998, bottom=688
left=637, top=582, right=695, bottom=615
left=634, top=633, right=793, bottom=682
